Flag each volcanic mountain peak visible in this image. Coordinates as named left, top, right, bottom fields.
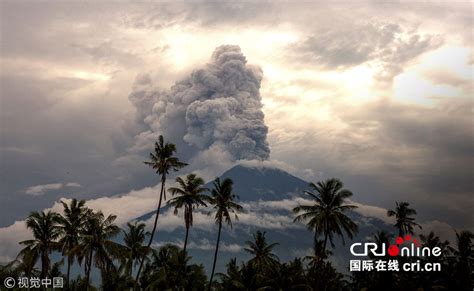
left=215, top=164, right=309, bottom=201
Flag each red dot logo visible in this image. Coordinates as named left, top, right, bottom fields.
left=388, top=245, right=399, bottom=256
left=395, top=237, right=403, bottom=244
left=404, top=235, right=411, bottom=241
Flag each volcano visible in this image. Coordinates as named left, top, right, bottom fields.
left=134, top=164, right=394, bottom=274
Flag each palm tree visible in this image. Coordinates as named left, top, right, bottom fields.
left=452, top=230, right=473, bottom=261
left=217, top=258, right=244, bottom=290
left=387, top=201, right=421, bottom=237
left=122, top=221, right=149, bottom=277
left=293, top=178, right=358, bottom=251
left=373, top=230, right=391, bottom=246
left=265, top=258, right=309, bottom=291
left=244, top=231, right=279, bottom=270
left=236, top=261, right=260, bottom=290
left=450, top=230, right=473, bottom=290
left=19, top=211, right=61, bottom=278
left=304, top=239, right=331, bottom=268
left=418, top=231, right=450, bottom=289
left=2, top=249, right=40, bottom=280
left=135, top=135, right=187, bottom=281
left=167, top=173, right=209, bottom=252
left=57, top=199, right=88, bottom=284
left=141, top=244, right=181, bottom=288
left=78, top=210, right=122, bottom=289
left=140, top=244, right=207, bottom=290
left=207, top=178, right=243, bottom=290
left=101, top=263, right=136, bottom=291
left=420, top=231, right=449, bottom=253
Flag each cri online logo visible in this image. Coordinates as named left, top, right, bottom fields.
left=350, top=235, right=442, bottom=257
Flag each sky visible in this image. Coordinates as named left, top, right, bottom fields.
left=0, top=1, right=473, bottom=261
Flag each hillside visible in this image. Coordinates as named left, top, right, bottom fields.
left=132, top=164, right=395, bottom=275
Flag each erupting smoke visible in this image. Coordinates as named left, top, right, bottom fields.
left=128, top=45, right=270, bottom=163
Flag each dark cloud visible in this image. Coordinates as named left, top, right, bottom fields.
left=291, top=21, right=442, bottom=83
left=424, top=70, right=473, bottom=93
left=120, top=2, right=276, bottom=30
left=0, top=71, right=155, bottom=227
left=295, top=23, right=402, bottom=67
left=127, top=45, right=270, bottom=162
left=0, top=2, right=171, bottom=226
left=269, top=97, right=474, bottom=227
left=70, top=41, right=142, bottom=67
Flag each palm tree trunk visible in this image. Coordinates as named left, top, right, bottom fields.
left=66, top=256, right=71, bottom=285
left=84, top=261, right=87, bottom=280
left=86, top=249, right=93, bottom=291
left=323, top=232, right=329, bottom=251
left=322, top=224, right=329, bottom=291
left=135, top=177, right=166, bottom=282
left=208, top=221, right=222, bottom=291
left=183, top=225, right=190, bottom=253
left=323, top=220, right=329, bottom=254
left=26, top=268, right=32, bottom=291
left=396, top=223, right=403, bottom=238
left=312, top=231, right=322, bottom=264
left=41, top=252, right=48, bottom=279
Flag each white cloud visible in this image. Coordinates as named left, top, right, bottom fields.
left=237, top=211, right=300, bottom=230
left=76, top=185, right=161, bottom=225
left=350, top=200, right=395, bottom=225
left=25, top=183, right=63, bottom=195
left=143, top=198, right=303, bottom=233
left=24, top=182, right=81, bottom=196
left=189, top=238, right=243, bottom=253
left=0, top=180, right=464, bottom=262
left=0, top=184, right=161, bottom=261
left=154, top=238, right=242, bottom=253
left=143, top=207, right=193, bottom=232
left=0, top=221, right=30, bottom=262
left=250, top=199, right=298, bottom=211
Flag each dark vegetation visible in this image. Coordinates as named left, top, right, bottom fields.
left=1, top=136, right=472, bottom=290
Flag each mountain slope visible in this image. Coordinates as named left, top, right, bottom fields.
left=218, top=165, right=309, bottom=201
left=134, top=164, right=394, bottom=275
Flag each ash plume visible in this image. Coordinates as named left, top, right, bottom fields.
left=128, top=45, right=270, bottom=163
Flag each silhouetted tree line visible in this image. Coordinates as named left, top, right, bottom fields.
left=1, top=135, right=472, bottom=290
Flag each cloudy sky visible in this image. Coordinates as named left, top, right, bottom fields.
left=0, top=1, right=472, bottom=259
